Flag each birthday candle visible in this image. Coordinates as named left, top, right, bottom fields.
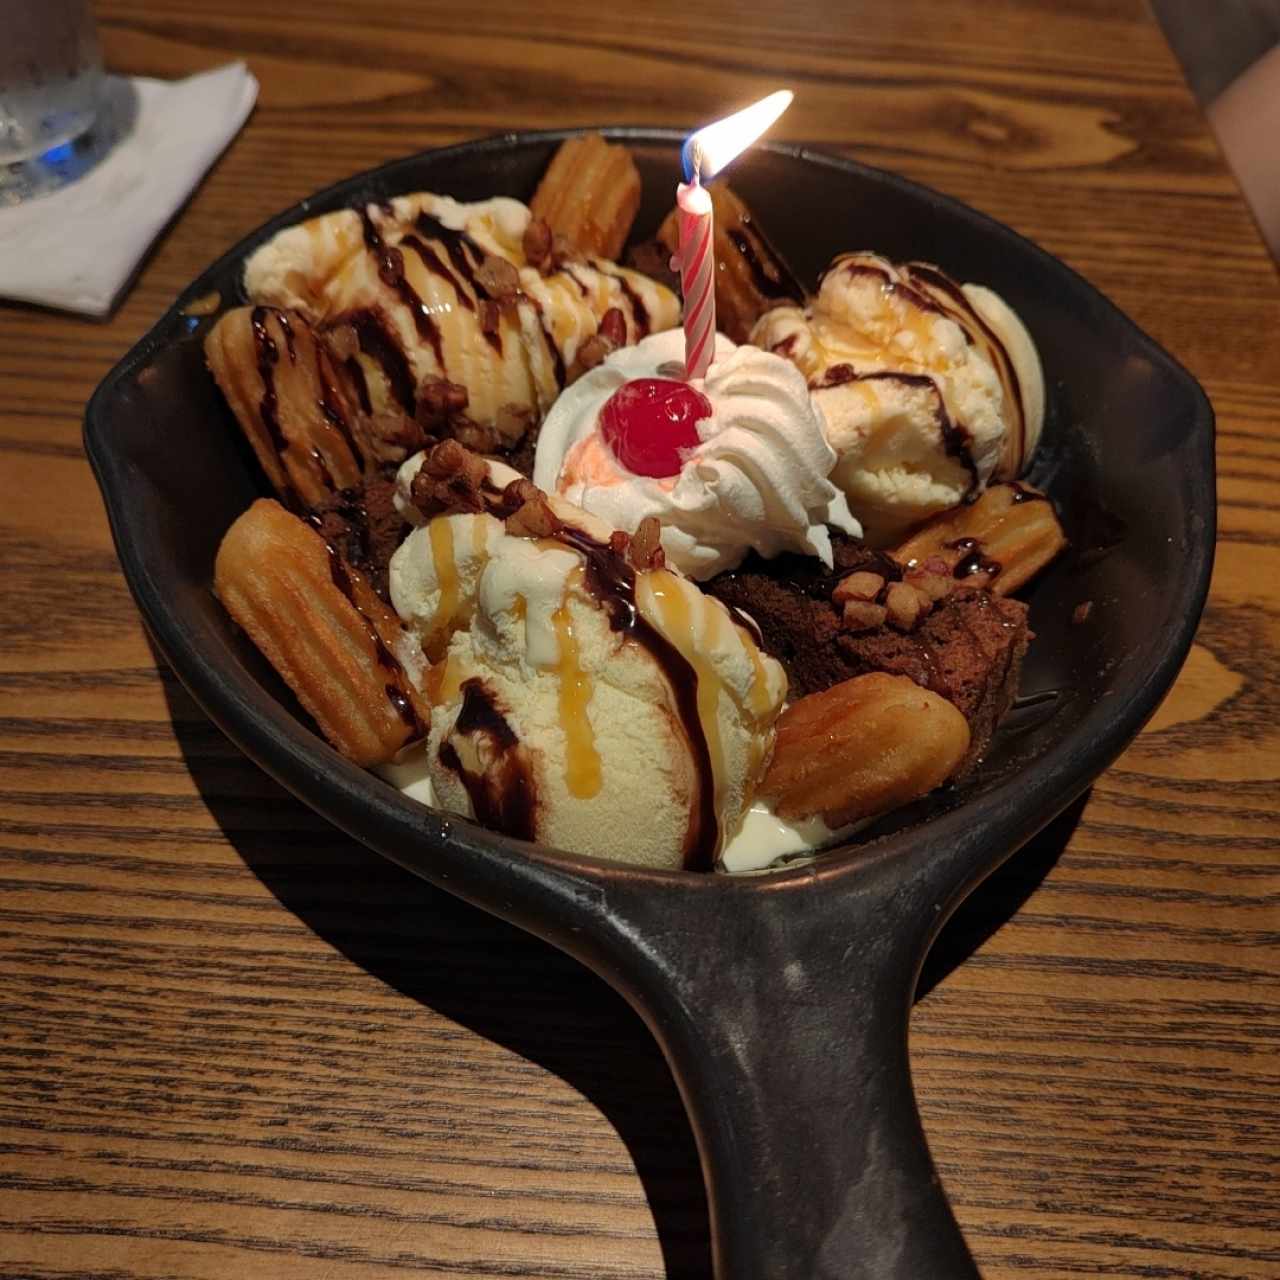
left=671, top=90, right=794, bottom=380
left=674, top=177, right=715, bottom=380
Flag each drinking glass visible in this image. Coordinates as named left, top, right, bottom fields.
left=0, top=0, right=106, bottom=203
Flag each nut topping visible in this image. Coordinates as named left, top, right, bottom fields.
left=502, top=479, right=562, bottom=538
left=409, top=438, right=490, bottom=518
left=415, top=376, right=470, bottom=431
left=627, top=516, right=666, bottom=571
left=522, top=217, right=553, bottom=271
left=476, top=253, right=520, bottom=300
left=884, top=581, right=925, bottom=631
left=833, top=571, right=886, bottom=605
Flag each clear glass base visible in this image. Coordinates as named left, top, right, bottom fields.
left=0, top=80, right=125, bottom=207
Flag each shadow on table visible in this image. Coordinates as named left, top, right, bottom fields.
left=161, top=665, right=1083, bottom=1280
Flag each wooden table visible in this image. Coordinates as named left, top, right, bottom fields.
left=3, top=1, right=1277, bottom=1276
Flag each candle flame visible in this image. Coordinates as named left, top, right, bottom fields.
left=681, top=90, right=793, bottom=183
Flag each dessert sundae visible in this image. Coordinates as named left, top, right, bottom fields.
left=205, top=132, right=1067, bottom=873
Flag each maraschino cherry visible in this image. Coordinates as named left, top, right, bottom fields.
left=599, top=378, right=712, bottom=478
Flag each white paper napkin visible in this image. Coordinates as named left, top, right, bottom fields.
left=0, top=62, right=258, bottom=317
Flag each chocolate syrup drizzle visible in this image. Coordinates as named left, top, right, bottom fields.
left=344, top=203, right=650, bottom=406
left=402, top=232, right=473, bottom=310
left=726, top=217, right=805, bottom=304
left=829, top=255, right=1028, bottom=476
left=948, top=536, right=1002, bottom=581
left=249, top=305, right=365, bottom=511
left=839, top=259, right=946, bottom=320
left=599, top=265, right=651, bottom=337
left=308, top=517, right=426, bottom=740
left=316, top=354, right=360, bottom=458
left=475, top=479, right=719, bottom=869
left=369, top=242, right=443, bottom=367
left=250, top=306, right=287, bottom=457
left=561, top=266, right=591, bottom=299
left=817, top=364, right=979, bottom=492
left=438, top=679, right=537, bottom=841
left=349, top=309, right=416, bottom=413
left=905, top=261, right=1026, bottom=471
left=248, top=305, right=309, bottom=513
left=344, top=356, right=373, bottom=414
left=559, top=525, right=719, bottom=871
left=1008, top=480, right=1046, bottom=504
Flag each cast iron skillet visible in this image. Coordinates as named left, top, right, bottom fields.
left=84, top=129, right=1215, bottom=1279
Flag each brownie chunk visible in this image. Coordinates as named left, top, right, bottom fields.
left=311, top=468, right=409, bottom=603
left=838, top=591, right=1030, bottom=771
left=705, top=534, right=1030, bottom=770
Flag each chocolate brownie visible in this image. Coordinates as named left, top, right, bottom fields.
left=705, top=534, right=1030, bottom=770
left=311, top=469, right=408, bottom=603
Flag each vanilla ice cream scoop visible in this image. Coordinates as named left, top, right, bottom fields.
left=753, top=253, right=1045, bottom=542
left=387, top=455, right=787, bottom=870
left=243, top=192, right=679, bottom=450
left=532, top=329, right=860, bottom=580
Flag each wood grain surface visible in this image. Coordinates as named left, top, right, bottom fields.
left=3, top=0, right=1278, bottom=1276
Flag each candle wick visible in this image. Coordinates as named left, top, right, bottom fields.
left=691, top=139, right=704, bottom=185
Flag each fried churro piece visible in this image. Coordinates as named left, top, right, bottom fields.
left=215, top=499, right=429, bottom=766
left=894, top=482, right=1067, bottom=597
left=206, top=306, right=364, bottom=510
left=530, top=134, right=642, bottom=260
left=656, top=182, right=804, bottom=343
left=761, top=672, right=970, bottom=828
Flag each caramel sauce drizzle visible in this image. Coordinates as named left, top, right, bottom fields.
left=425, top=516, right=460, bottom=661
left=820, top=255, right=1027, bottom=481
left=742, top=631, right=777, bottom=719
left=638, top=571, right=730, bottom=819
left=552, top=570, right=603, bottom=800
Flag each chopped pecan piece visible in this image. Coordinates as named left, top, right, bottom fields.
left=627, top=516, right=666, bottom=571
left=409, top=438, right=490, bottom=518
left=415, top=376, right=470, bottom=431
left=523, top=217, right=553, bottom=271
left=502, top=478, right=562, bottom=538
left=368, top=409, right=429, bottom=457
left=833, top=571, right=885, bottom=605
left=476, top=254, right=521, bottom=300
left=573, top=307, right=628, bottom=377
left=884, top=581, right=926, bottom=631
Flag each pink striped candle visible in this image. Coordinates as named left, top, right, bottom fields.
left=671, top=91, right=794, bottom=381
left=674, top=179, right=715, bottom=380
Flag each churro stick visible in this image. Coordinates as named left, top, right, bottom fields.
left=656, top=182, right=804, bottom=343
left=215, top=499, right=430, bottom=766
left=206, top=306, right=364, bottom=510
left=761, top=672, right=970, bottom=828
left=530, top=134, right=642, bottom=260
left=894, top=482, right=1067, bottom=597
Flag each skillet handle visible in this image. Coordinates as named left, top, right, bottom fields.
left=598, top=863, right=982, bottom=1280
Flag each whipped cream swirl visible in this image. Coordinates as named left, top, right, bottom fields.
left=533, top=330, right=860, bottom=580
